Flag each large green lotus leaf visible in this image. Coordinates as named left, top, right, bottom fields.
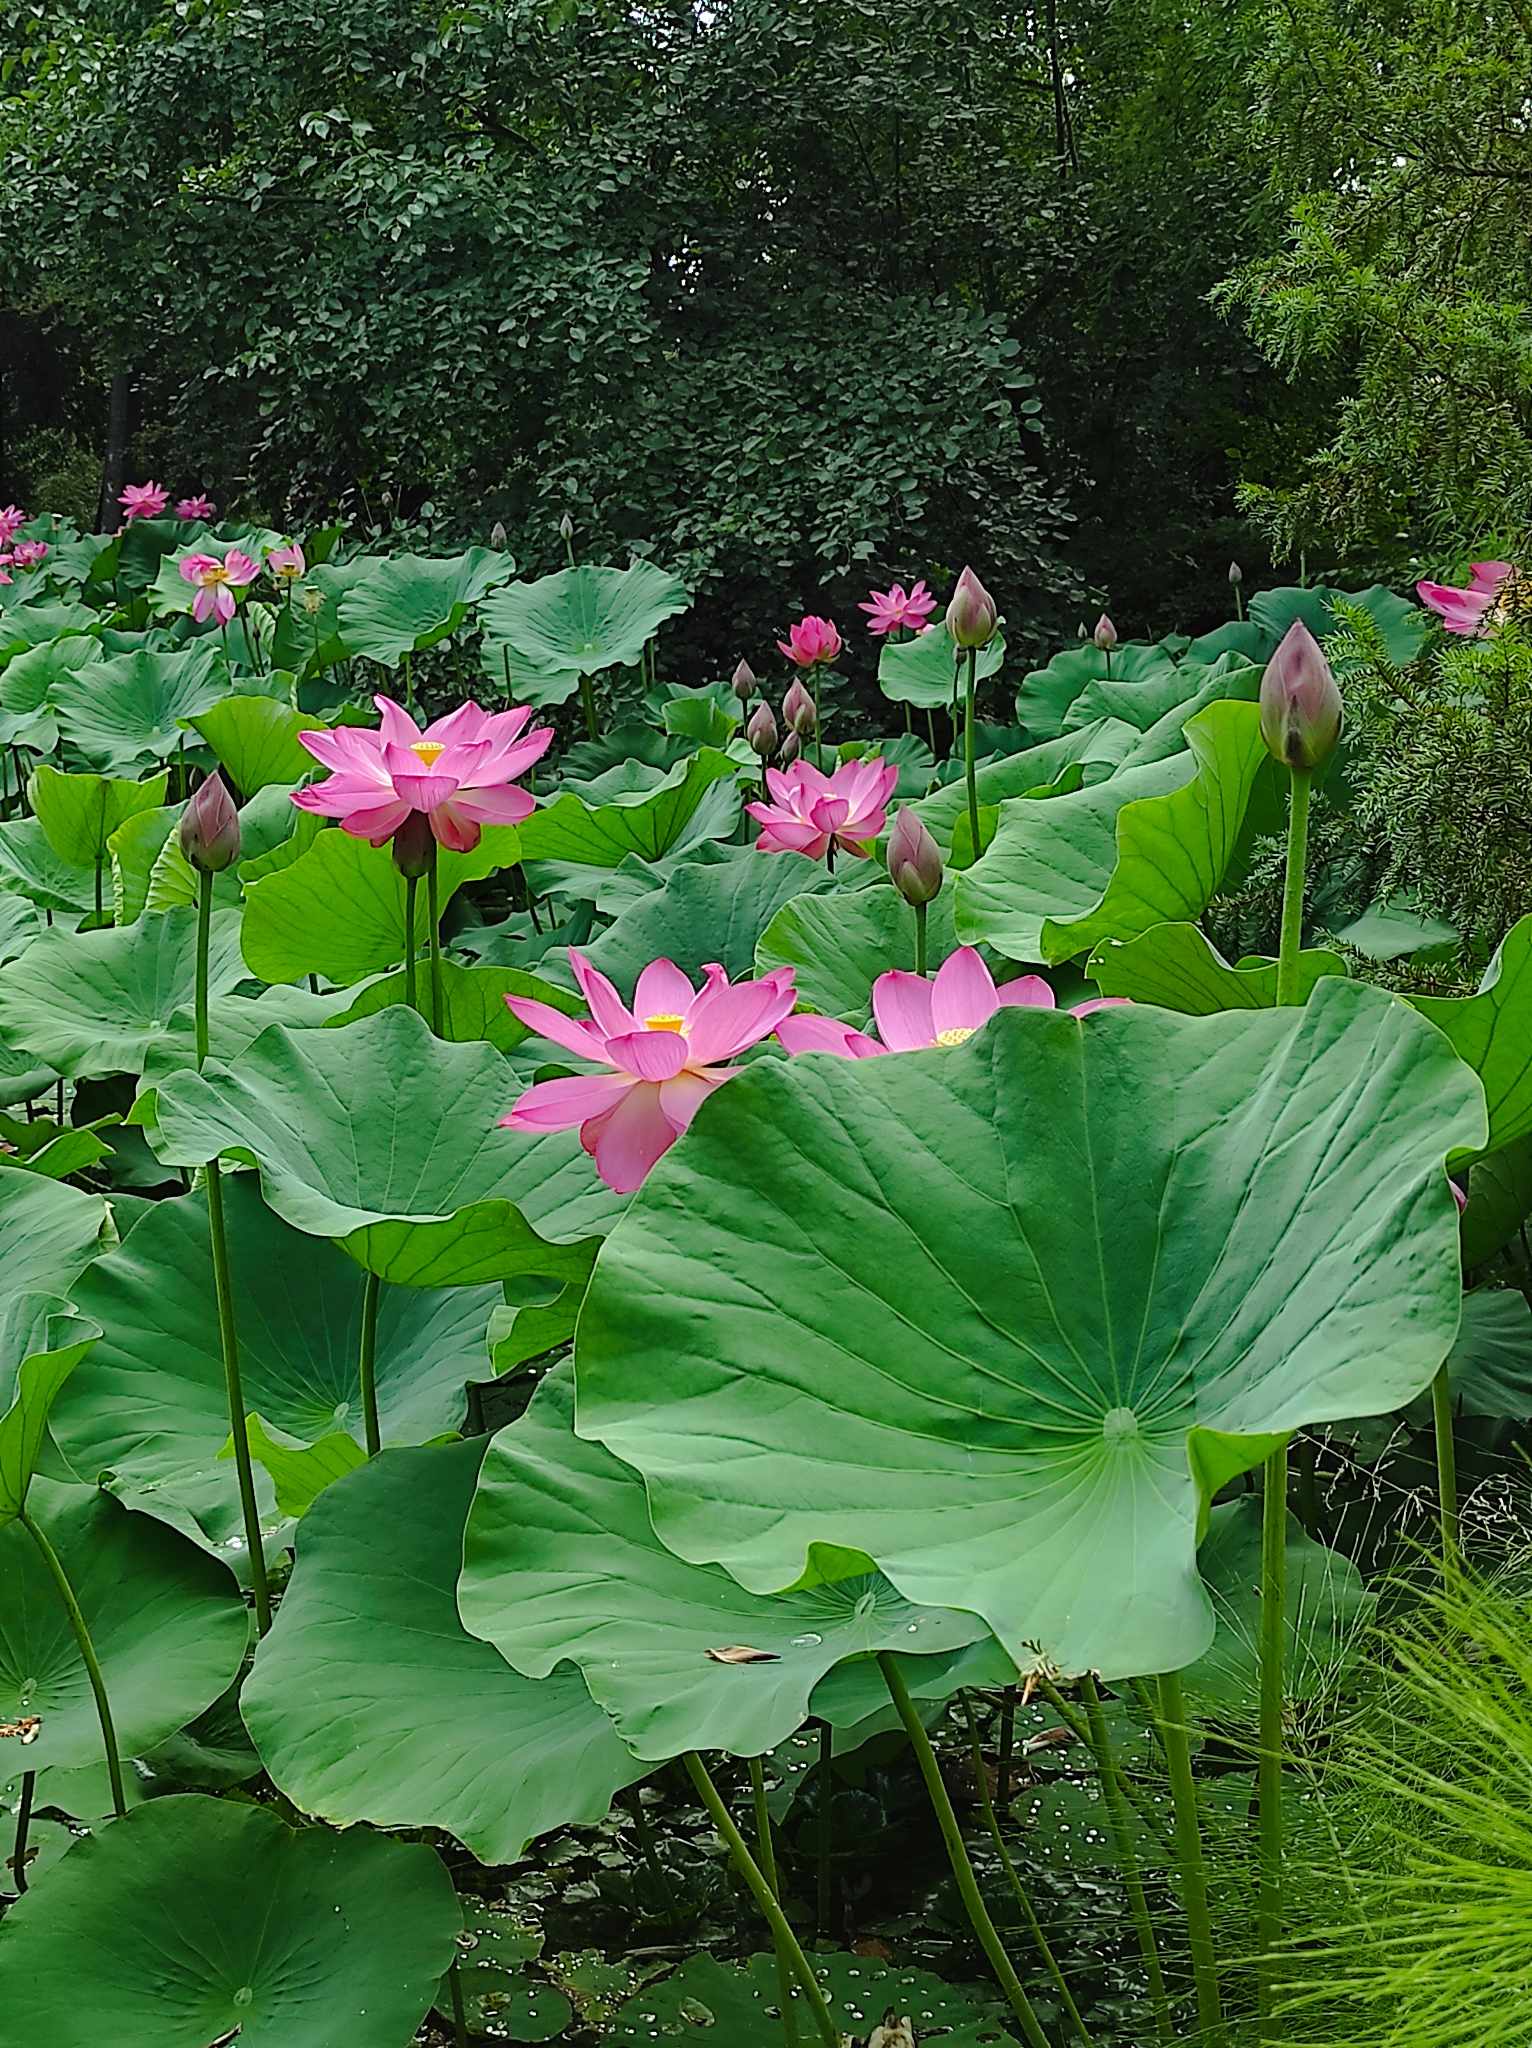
left=1438, top=1288, right=1532, bottom=1420
left=609, top=1952, right=1008, bottom=2047
left=1409, top=916, right=1532, bottom=1161
left=28, top=764, right=169, bottom=869
left=584, top=850, right=838, bottom=989
left=477, top=632, right=587, bottom=707
left=0, top=633, right=97, bottom=750
left=0, top=598, right=98, bottom=654
left=1248, top=582, right=1429, bottom=670
left=0, top=908, right=245, bottom=1078
left=134, top=985, right=365, bottom=1102
left=1017, top=640, right=1182, bottom=741
left=337, top=547, right=514, bottom=665
left=575, top=983, right=1484, bottom=1677
left=327, top=960, right=583, bottom=1052
left=245, top=1437, right=641, bottom=1858
left=1182, top=1499, right=1374, bottom=1716
left=58, top=1174, right=497, bottom=1554
left=0, top=888, right=45, bottom=964
left=1460, top=1135, right=1532, bottom=1268
left=0, top=1164, right=113, bottom=1295
left=0, top=1294, right=100, bottom=1524
left=756, top=882, right=970, bottom=1019
left=142, top=1006, right=606, bottom=1285
left=0, top=817, right=98, bottom=912
left=517, top=747, right=737, bottom=869
left=1089, top=921, right=1350, bottom=1013
left=1060, top=653, right=1224, bottom=737
left=1112, top=653, right=1263, bottom=770
left=108, top=802, right=185, bottom=921
left=955, top=700, right=1274, bottom=963
left=0, top=1793, right=462, bottom=2048
left=0, top=1479, right=248, bottom=1782
left=52, top=648, right=224, bottom=776
left=1334, top=893, right=1460, bottom=964
left=188, top=695, right=329, bottom=796
left=479, top=561, right=690, bottom=680
left=878, top=623, right=1006, bottom=708
left=559, top=724, right=692, bottom=784
left=911, top=723, right=1120, bottom=853
left=459, top=1365, right=991, bottom=1760
left=240, top=820, right=520, bottom=985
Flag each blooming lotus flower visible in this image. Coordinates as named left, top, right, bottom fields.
left=9, top=540, right=48, bottom=570
left=859, top=581, right=937, bottom=636
left=179, top=547, right=260, bottom=624
left=119, top=481, right=169, bottom=522
left=0, top=506, right=26, bottom=546
left=747, top=757, right=897, bottom=861
left=293, top=694, right=552, bottom=853
left=501, top=952, right=799, bottom=1192
left=266, top=541, right=306, bottom=581
left=777, top=947, right=1126, bottom=1059
left=175, top=494, right=217, bottom=521
left=777, top=615, right=842, bottom=667
left=1417, top=561, right=1517, bottom=637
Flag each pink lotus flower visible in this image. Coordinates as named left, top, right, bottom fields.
left=1417, top=561, right=1517, bottom=637
left=777, top=615, right=842, bottom=667
left=266, top=541, right=306, bottom=580
left=777, top=947, right=1126, bottom=1059
left=9, top=540, right=48, bottom=570
left=859, top=581, right=937, bottom=636
left=747, top=757, right=897, bottom=861
left=293, top=694, right=552, bottom=854
left=119, top=480, right=169, bottom=522
left=0, top=506, right=26, bottom=546
left=175, top=494, right=217, bottom=521
left=501, top=952, right=798, bottom=1192
left=178, top=547, right=260, bottom=624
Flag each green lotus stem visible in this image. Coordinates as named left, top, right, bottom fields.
left=996, top=1683, right=1017, bottom=1806
left=1431, top=1365, right=1459, bottom=1562
left=914, top=898, right=928, bottom=977
left=197, top=867, right=272, bottom=1636
left=1155, top=1673, right=1224, bottom=2042
left=1274, top=764, right=1312, bottom=1007
left=93, top=854, right=104, bottom=926
left=963, top=646, right=980, bottom=859
left=959, top=1697, right=1092, bottom=2045
left=625, top=1785, right=683, bottom=1932
left=447, top=1959, right=468, bottom=2048
left=815, top=1717, right=833, bottom=1939
left=425, top=845, right=444, bottom=1035
left=579, top=673, right=598, bottom=741
left=358, top=1271, right=383, bottom=1456
left=1257, top=1450, right=1287, bottom=2030
left=19, top=1505, right=127, bottom=1818
left=812, top=675, right=824, bottom=771
left=403, top=650, right=415, bottom=716
left=502, top=644, right=513, bottom=705
left=681, top=1752, right=840, bottom=2048
left=903, top=702, right=913, bottom=734
left=403, top=874, right=419, bottom=1016
left=926, top=708, right=937, bottom=757
left=749, top=1755, right=801, bottom=2048
left=11, top=1769, right=34, bottom=1893
left=877, top=1655, right=1053, bottom=2048
left=1079, top=1673, right=1170, bottom=2039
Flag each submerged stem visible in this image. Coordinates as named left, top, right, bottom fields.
left=1079, top=1674, right=1170, bottom=2039
left=750, top=1755, right=800, bottom=2048
left=10, top=1769, right=35, bottom=1893
left=19, top=1508, right=127, bottom=1818
left=1155, top=1673, right=1224, bottom=2042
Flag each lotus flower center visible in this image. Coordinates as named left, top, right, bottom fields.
left=410, top=741, right=447, bottom=766
left=198, top=564, right=229, bottom=586
left=644, top=1013, right=686, bottom=1032
left=935, top=1026, right=976, bottom=1047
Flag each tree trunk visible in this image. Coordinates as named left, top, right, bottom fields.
left=98, top=368, right=133, bottom=531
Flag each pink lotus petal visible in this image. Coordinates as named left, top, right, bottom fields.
left=503, top=995, right=610, bottom=1062
left=588, top=1083, right=681, bottom=1192
left=375, top=695, right=423, bottom=747
left=1470, top=562, right=1513, bottom=592
left=443, top=785, right=537, bottom=828
left=684, top=974, right=799, bottom=1065
left=872, top=970, right=937, bottom=1052
left=777, top=1015, right=884, bottom=1059
left=1070, top=996, right=1132, bottom=1016
left=569, top=951, right=637, bottom=1039
left=657, top=1070, right=725, bottom=1132
left=501, top=1070, right=635, bottom=1133
left=930, top=948, right=1002, bottom=1039
left=996, top=975, right=1056, bottom=1010
left=348, top=799, right=415, bottom=843
left=297, top=727, right=391, bottom=779
left=635, top=958, right=697, bottom=1022
left=605, top=1029, right=691, bottom=1082
left=427, top=801, right=482, bottom=853
left=390, top=771, right=462, bottom=812
left=1416, top=579, right=1492, bottom=635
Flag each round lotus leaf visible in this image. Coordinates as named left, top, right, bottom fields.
left=479, top=561, right=689, bottom=679
left=52, top=647, right=224, bottom=776
left=0, top=1292, right=100, bottom=1525
left=0, top=1792, right=462, bottom=2047
left=243, top=1437, right=642, bottom=1861
left=583, top=847, right=838, bottom=988
left=337, top=546, right=514, bottom=664
left=28, top=763, right=169, bottom=869
left=56, top=1175, right=498, bottom=1557
left=451, top=1908, right=573, bottom=2040
left=0, top=1478, right=248, bottom=1787
left=610, top=1951, right=1009, bottom=2045
left=459, top=1364, right=995, bottom=1760
left=0, top=1165, right=112, bottom=1298
left=575, top=981, right=1484, bottom=1679
left=878, top=622, right=1005, bottom=709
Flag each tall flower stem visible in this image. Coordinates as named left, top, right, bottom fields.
left=812, top=675, right=823, bottom=770
left=926, top=708, right=937, bottom=757
left=425, top=844, right=444, bottom=1035
left=1155, top=1673, right=1224, bottom=2042
left=959, top=1696, right=1092, bottom=2045
left=447, top=1961, right=468, bottom=2048
left=403, top=874, right=419, bottom=1015
left=358, top=1271, right=383, bottom=1456
left=681, top=1752, right=840, bottom=2048
left=1274, top=765, right=1312, bottom=1007
left=403, top=650, right=415, bottom=716
left=19, top=1506, right=127, bottom=1817
left=579, top=673, right=598, bottom=741
left=196, top=867, right=272, bottom=1637
left=877, top=1654, right=1053, bottom=2048
left=963, top=647, right=980, bottom=859
left=913, top=898, right=928, bottom=977
left=815, top=1718, right=833, bottom=1940
left=1431, top=1367, right=1459, bottom=1560
left=749, top=1755, right=801, bottom=2048
left=93, top=855, right=104, bottom=926
left=11, top=1769, right=35, bottom=1892
left=1078, top=1674, right=1170, bottom=2040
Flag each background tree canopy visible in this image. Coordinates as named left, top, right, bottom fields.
left=0, top=0, right=1526, bottom=668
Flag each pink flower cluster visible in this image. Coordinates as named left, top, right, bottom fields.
left=777, top=948, right=1125, bottom=1059
left=117, top=481, right=218, bottom=523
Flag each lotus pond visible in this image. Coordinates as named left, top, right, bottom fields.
left=0, top=503, right=1529, bottom=2048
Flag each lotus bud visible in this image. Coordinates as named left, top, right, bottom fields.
left=746, top=703, right=778, bottom=758
left=1093, top=612, right=1118, bottom=652
left=946, top=565, right=999, bottom=650
left=391, top=809, right=435, bottom=879
left=1259, top=620, right=1342, bottom=772
left=779, top=731, right=801, bottom=765
left=731, top=657, right=757, bottom=706
left=782, top=676, right=817, bottom=735
left=886, top=807, right=943, bottom=907
left=179, top=771, right=240, bottom=874
left=557, top=511, right=574, bottom=542
left=489, top=520, right=509, bottom=551
left=1229, top=560, right=1244, bottom=586
left=301, top=585, right=324, bottom=617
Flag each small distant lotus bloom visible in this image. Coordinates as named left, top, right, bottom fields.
left=179, top=771, right=241, bottom=874
left=501, top=951, right=799, bottom=1193
left=1417, top=561, right=1517, bottom=637
left=119, top=480, right=169, bottom=522
left=782, top=677, right=817, bottom=736
left=0, top=506, right=26, bottom=546
left=731, top=658, right=757, bottom=705
left=860, top=580, right=938, bottom=637
left=266, top=541, right=307, bottom=581
left=777, top=615, right=842, bottom=668
left=747, top=757, right=897, bottom=861
left=887, top=807, right=943, bottom=907
left=946, top=567, right=999, bottom=650
left=174, top=494, right=217, bottom=521
left=1259, top=620, right=1342, bottom=772
left=179, top=547, right=260, bottom=624
left=293, top=694, right=553, bottom=853
left=777, top=947, right=1127, bottom=1059
left=746, top=703, right=778, bottom=758
left=9, top=540, right=48, bottom=570
left=1093, top=613, right=1118, bottom=651
left=1229, top=561, right=1244, bottom=587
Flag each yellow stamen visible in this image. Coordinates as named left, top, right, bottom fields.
left=935, top=1026, right=976, bottom=1047
left=411, top=741, right=447, bottom=767
left=199, top=566, right=229, bottom=586
left=644, top=1013, right=686, bottom=1032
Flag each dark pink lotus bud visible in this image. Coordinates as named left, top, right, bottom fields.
left=887, top=807, right=943, bottom=907
left=1093, top=613, right=1118, bottom=651
left=747, top=703, right=778, bottom=758
left=780, top=731, right=801, bottom=765
left=391, top=809, right=435, bottom=878
left=732, top=658, right=757, bottom=706
left=1259, top=620, right=1342, bottom=772
left=179, top=772, right=240, bottom=874
left=945, top=566, right=998, bottom=650
left=782, top=677, right=817, bottom=735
